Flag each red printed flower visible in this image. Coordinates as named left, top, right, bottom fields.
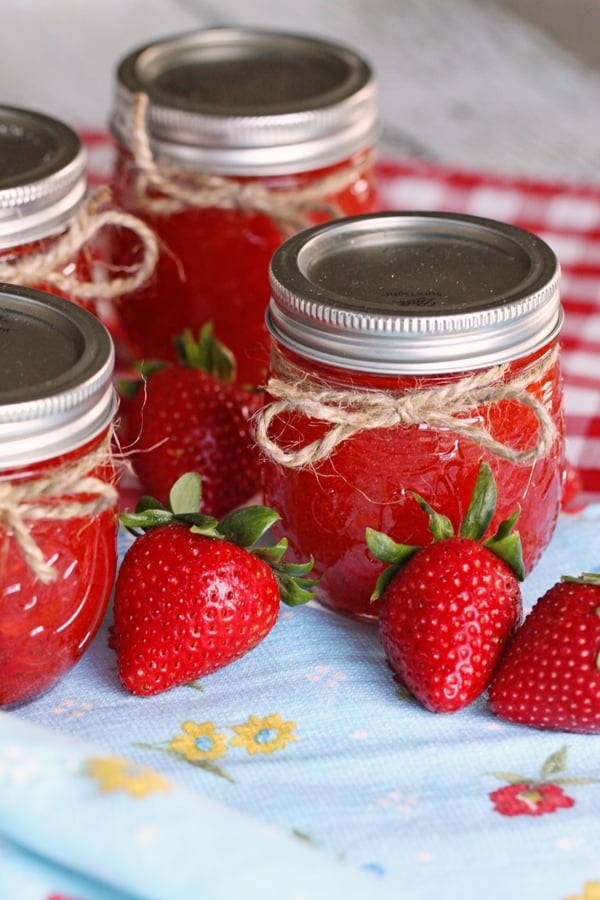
left=488, top=746, right=594, bottom=818
left=489, top=782, right=574, bottom=816
left=46, top=894, right=83, bottom=900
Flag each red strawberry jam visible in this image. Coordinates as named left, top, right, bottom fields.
left=0, top=286, right=118, bottom=707
left=107, top=28, right=380, bottom=387
left=259, top=212, right=566, bottom=620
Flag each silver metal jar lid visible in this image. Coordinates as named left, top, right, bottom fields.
left=0, top=285, right=116, bottom=467
left=267, top=211, right=563, bottom=374
left=0, top=106, right=87, bottom=249
left=111, top=27, right=379, bottom=176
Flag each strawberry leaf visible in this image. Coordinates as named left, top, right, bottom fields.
left=483, top=531, right=525, bottom=581
left=187, top=514, right=221, bottom=534
left=410, top=495, right=454, bottom=541
left=169, top=471, right=202, bottom=515
left=365, top=528, right=419, bottom=565
left=274, top=568, right=319, bottom=607
left=562, top=572, right=600, bottom=586
left=370, top=565, right=399, bottom=602
left=136, top=494, right=167, bottom=513
left=174, top=323, right=236, bottom=384
left=459, top=462, right=496, bottom=540
left=218, top=506, right=281, bottom=548
left=119, top=507, right=177, bottom=532
left=252, top=538, right=288, bottom=566
left=365, top=527, right=420, bottom=601
left=489, top=509, right=521, bottom=542
left=119, top=360, right=167, bottom=398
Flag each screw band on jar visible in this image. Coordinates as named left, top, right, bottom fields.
left=0, top=433, right=118, bottom=583
left=0, top=187, right=158, bottom=301
left=256, top=346, right=559, bottom=469
left=127, top=93, right=373, bottom=232
left=261, top=211, right=566, bottom=618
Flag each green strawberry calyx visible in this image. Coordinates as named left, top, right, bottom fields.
left=119, top=322, right=237, bottom=398
left=120, top=471, right=317, bottom=607
left=561, top=572, right=600, bottom=587
left=366, top=462, right=525, bottom=601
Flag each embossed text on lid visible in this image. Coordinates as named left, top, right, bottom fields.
left=267, top=211, right=563, bottom=374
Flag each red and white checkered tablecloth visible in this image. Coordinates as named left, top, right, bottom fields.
left=377, top=158, right=600, bottom=506
left=83, top=134, right=600, bottom=507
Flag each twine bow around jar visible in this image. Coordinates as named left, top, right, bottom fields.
left=0, top=437, right=118, bottom=584
left=0, top=187, right=158, bottom=301
left=254, top=348, right=560, bottom=470
left=128, top=93, right=370, bottom=232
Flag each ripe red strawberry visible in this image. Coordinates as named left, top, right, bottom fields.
left=488, top=573, right=600, bottom=732
left=366, top=463, right=524, bottom=713
left=113, top=472, right=316, bottom=696
left=119, top=323, right=262, bottom=517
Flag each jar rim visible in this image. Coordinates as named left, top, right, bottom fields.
left=0, top=285, right=116, bottom=466
left=267, top=211, right=563, bottom=374
left=0, top=106, right=87, bottom=248
left=111, top=27, right=379, bottom=176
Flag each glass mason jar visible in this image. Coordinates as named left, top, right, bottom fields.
left=0, top=285, right=118, bottom=707
left=108, top=27, right=381, bottom=386
left=0, top=104, right=157, bottom=331
left=257, top=211, right=565, bottom=620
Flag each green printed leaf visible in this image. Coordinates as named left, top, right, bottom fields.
left=540, top=746, right=568, bottom=780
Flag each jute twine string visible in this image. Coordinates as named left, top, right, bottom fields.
left=255, top=347, right=559, bottom=469
left=129, top=92, right=368, bottom=231
left=0, top=187, right=159, bottom=301
left=0, top=436, right=118, bottom=583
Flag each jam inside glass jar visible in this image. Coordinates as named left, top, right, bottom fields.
left=258, top=212, right=565, bottom=620
left=108, top=28, right=380, bottom=386
left=0, top=286, right=118, bottom=706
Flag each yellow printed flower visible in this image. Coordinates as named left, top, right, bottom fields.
left=168, top=721, right=228, bottom=762
left=564, top=883, right=600, bottom=900
left=230, top=714, right=297, bottom=755
left=84, top=755, right=171, bottom=798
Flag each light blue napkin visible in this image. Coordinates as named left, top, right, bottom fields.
left=4, top=506, right=600, bottom=900
left=0, top=713, right=401, bottom=900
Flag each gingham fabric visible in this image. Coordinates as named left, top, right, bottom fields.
left=377, top=158, right=600, bottom=506
left=84, top=134, right=600, bottom=504
left=83, top=132, right=600, bottom=503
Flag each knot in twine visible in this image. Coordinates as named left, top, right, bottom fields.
left=0, top=187, right=159, bottom=301
left=129, top=93, right=367, bottom=231
left=254, top=348, right=560, bottom=470
left=0, top=438, right=118, bottom=583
